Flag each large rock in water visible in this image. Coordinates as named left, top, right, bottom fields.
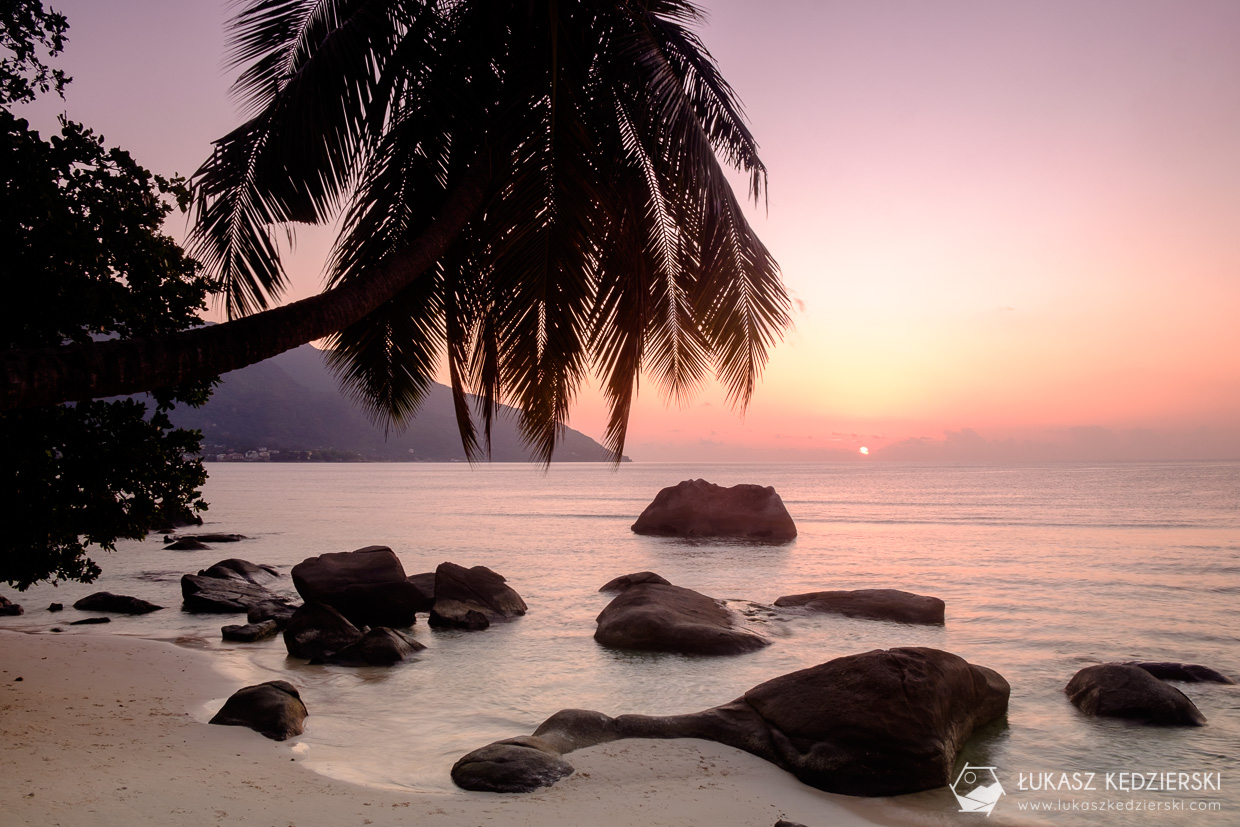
left=317, top=627, right=427, bottom=667
left=453, top=647, right=1009, bottom=796
left=73, top=592, right=163, bottom=615
left=199, top=558, right=280, bottom=585
left=428, top=562, right=527, bottom=630
left=774, top=589, right=945, bottom=625
left=0, top=595, right=24, bottom=616
left=283, top=602, right=364, bottom=661
left=1128, top=661, right=1235, bottom=684
left=594, top=573, right=768, bottom=656
left=631, top=479, right=796, bottom=540
left=292, top=546, right=428, bottom=628
left=181, top=558, right=293, bottom=615
left=1065, top=663, right=1207, bottom=725
left=209, top=680, right=307, bottom=741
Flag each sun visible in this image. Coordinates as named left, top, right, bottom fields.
left=859, top=446, right=869, bottom=455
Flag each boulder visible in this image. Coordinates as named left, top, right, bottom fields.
left=599, top=571, right=671, bottom=592
left=70, top=616, right=110, bottom=625
left=1128, top=662, right=1235, bottom=684
left=246, top=599, right=299, bottom=629
left=180, top=573, right=287, bottom=614
left=166, top=538, right=211, bottom=551
left=1065, top=664, right=1207, bottom=725
left=283, top=602, right=364, bottom=661
left=631, top=479, right=796, bottom=540
left=0, top=596, right=23, bottom=616
left=166, top=533, right=246, bottom=544
left=428, top=562, right=527, bottom=630
left=47, top=603, right=63, bottom=612
left=594, top=575, right=768, bottom=656
left=451, top=736, right=575, bottom=793
left=209, top=680, right=307, bottom=741
left=181, top=558, right=292, bottom=614
left=408, top=571, right=436, bottom=603
left=317, top=627, right=427, bottom=667
left=454, top=647, right=1009, bottom=797
left=774, top=589, right=945, bottom=625
left=72, top=592, right=164, bottom=615
left=291, top=546, right=427, bottom=628
left=199, top=559, right=280, bottom=585
left=222, top=620, right=280, bottom=642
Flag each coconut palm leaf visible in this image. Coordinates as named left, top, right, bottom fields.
left=185, top=0, right=791, bottom=464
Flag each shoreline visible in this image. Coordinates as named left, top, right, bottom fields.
left=0, top=630, right=904, bottom=827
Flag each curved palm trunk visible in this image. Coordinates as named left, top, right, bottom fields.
left=0, top=166, right=488, bottom=411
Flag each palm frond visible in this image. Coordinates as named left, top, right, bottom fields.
left=186, top=0, right=790, bottom=465
left=191, top=0, right=418, bottom=315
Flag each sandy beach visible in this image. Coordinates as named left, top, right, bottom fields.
left=0, top=630, right=910, bottom=827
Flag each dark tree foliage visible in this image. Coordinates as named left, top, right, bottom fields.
left=1, top=3, right=214, bottom=588
left=0, top=0, right=68, bottom=104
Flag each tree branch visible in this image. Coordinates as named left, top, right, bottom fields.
left=1, top=162, right=490, bottom=411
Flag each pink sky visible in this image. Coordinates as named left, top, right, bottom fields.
left=21, top=0, right=1240, bottom=461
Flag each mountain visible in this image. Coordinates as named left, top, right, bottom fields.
left=171, top=344, right=627, bottom=462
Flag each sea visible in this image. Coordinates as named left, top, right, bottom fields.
left=2, top=461, right=1237, bottom=824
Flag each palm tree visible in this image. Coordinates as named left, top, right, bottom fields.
left=2, top=0, right=790, bottom=461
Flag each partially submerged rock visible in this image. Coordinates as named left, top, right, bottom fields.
left=181, top=573, right=286, bottom=615
left=774, top=588, right=945, bottom=625
left=246, top=599, right=299, bottom=629
left=292, top=546, right=428, bottom=628
left=631, top=479, right=797, bottom=540
left=0, top=595, right=23, bottom=616
left=181, top=558, right=293, bottom=615
left=283, top=602, right=365, bottom=661
left=316, top=627, right=426, bottom=667
left=1128, top=662, right=1235, bottom=684
left=167, top=533, right=247, bottom=544
left=598, top=571, right=671, bottom=592
left=209, top=680, right=307, bottom=741
left=450, top=736, right=575, bottom=793
left=222, top=620, right=280, bottom=642
left=594, top=574, right=768, bottom=656
left=72, top=592, right=163, bottom=615
left=165, top=538, right=211, bottom=551
left=454, top=647, right=1009, bottom=796
left=1065, top=664, right=1207, bottom=726
left=199, top=559, right=280, bottom=585
left=428, top=562, right=527, bottom=630
left=407, top=571, right=436, bottom=604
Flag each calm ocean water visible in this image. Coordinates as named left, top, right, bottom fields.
left=3, top=461, right=1237, bottom=824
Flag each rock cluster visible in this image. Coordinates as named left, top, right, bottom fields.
left=292, top=546, right=430, bottom=629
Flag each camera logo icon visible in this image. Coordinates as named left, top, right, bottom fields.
left=950, top=763, right=1005, bottom=816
